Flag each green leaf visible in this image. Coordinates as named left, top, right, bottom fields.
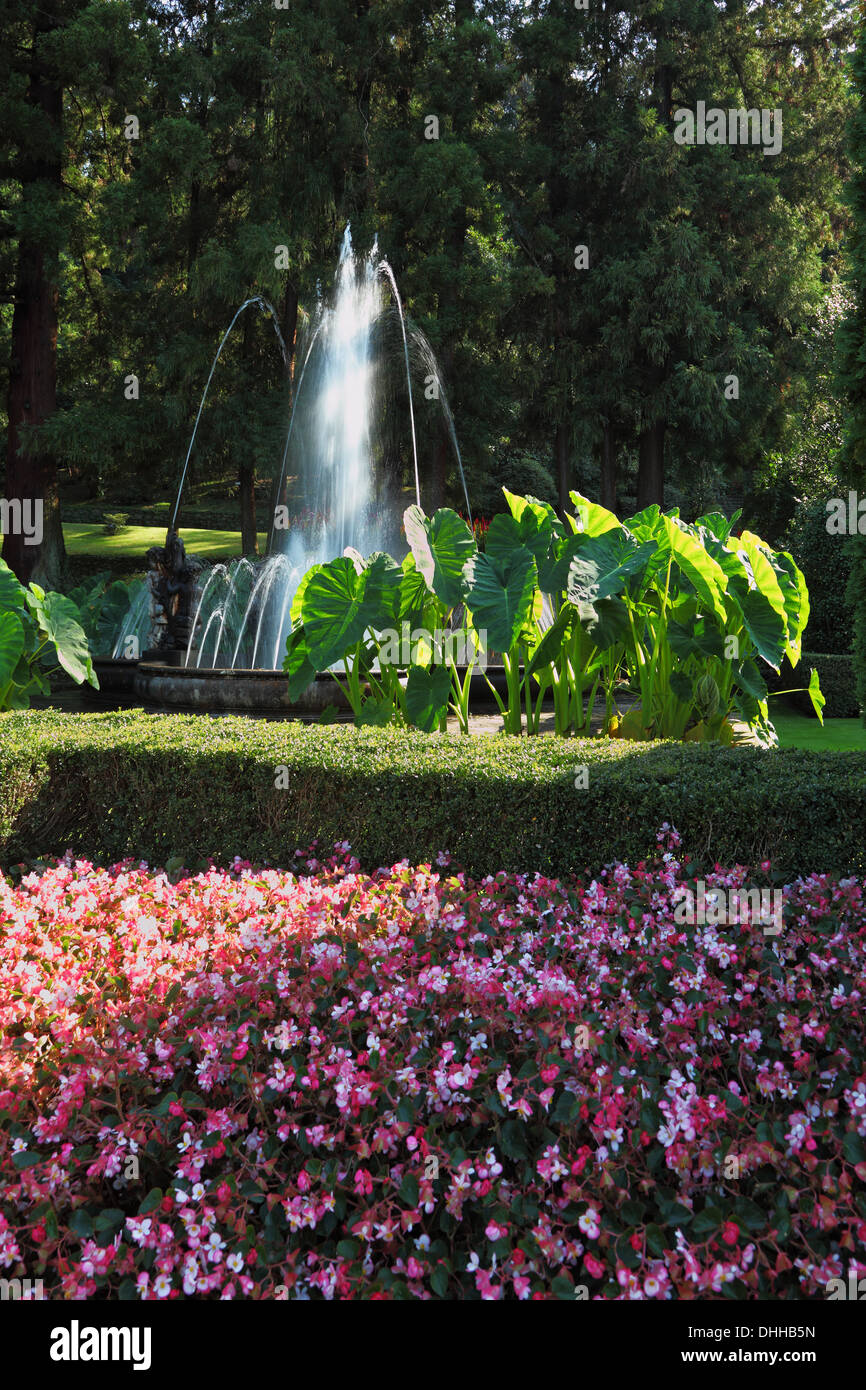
left=0, top=611, right=26, bottom=694
left=660, top=517, right=728, bottom=625
left=464, top=547, right=538, bottom=653
left=568, top=491, right=621, bottom=536
left=0, top=558, right=27, bottom=610
left=527, top=605, right=573, bottom=677
left=730, top=585, right=787, bottom=671
left=284, top=624, right=317, bottom=699
left=69, top=1209, right=94, bottom=1239
left=93, top=1207, right=126, bottom=1235
left=645, top=1223, right=667, bottom=1256
left=499, top=1119, right=528, bottom=1159
left=669, top=671, right=693, bottom=706
left=430, top=1263, right=449, bottom=1297
left=574, top=595, right=630, bottom=651
left=403, top=505, right=476, bottom=610
left=567, top=532, right=657, bottom=603
left=38, top=592, right=99, bottom=688
left=400, top=1173, right=419, bottom=1207
left=692, top=1207, right=724, bottom=1237
left=12, top=1149, right=41, bottom=1169
left=807, top=668, right=825, bottom=725
left=843, top=1131, right=866, bottom=1165
left=486, top=505, right=553, bottom=569
left=299, top=557, right=376, bottom=670
left=661, top=1202, right=693, bottom=1226
left=289, top=563, right=324, bottom=630
left=405, top=663, right=451, bottom=732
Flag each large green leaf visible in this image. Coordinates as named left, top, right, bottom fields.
left=486, top=507, right=553, bottom=569
left=0, top=558, right=27, bottom=612
left=729, top=584, right=787, bottom=670
left=503, top=489, right=559, bottom=530
left=290, top=563, right=324, bottom=630
left=0, top=610, right=25, bottom=698
left=464, top=547, right=538, bottom=653
left=95, top=580, right=142, bottom=657
left=568, top=491, right=621, bottom=536
left=405, top=664, right=451, bottom=732
left=299, top=556, right=375, bottom=670
left=38, top=593, right=98, bottom=688
left=772, top=550, right=810, bottom=666
left=659, top=517, right=728, bottom=624
left=363, top=552, right=404, bottom=628
left=566, top=533, right=658, bottom=604
left=733, top=658, right=768, bottom=703
left=695, top=510, right=741, bottom=544
left=737, top=531, right=788, bottom=634
left=284, top=624, right=317, bottom=700
left=398, top=554, right=438, bottom=628
left=573, top=594, right=631, bottom=651
left=624, top=504, right=664, bottom=540
left=537, top=534, right=583, bottom=596
left=403, top=505, right=476, bottom=610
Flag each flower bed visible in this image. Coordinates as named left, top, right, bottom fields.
left=1, top=830, right=864, bottom=1300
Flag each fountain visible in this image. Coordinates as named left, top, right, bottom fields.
left=124, top=228, right=469, bottom=713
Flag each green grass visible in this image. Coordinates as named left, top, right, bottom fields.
left=773, top=711, right=866, bottom=751
left=63, top=523, right=267, bottom=559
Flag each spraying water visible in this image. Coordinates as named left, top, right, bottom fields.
left=150, top=228, right=462, bottom=671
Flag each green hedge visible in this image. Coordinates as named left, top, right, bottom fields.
left=2, top=711, right=865, bottom=877
left=770, top=651, right=861, bottom=719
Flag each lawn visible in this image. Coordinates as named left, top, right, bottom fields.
left=773, top=710, right=866, bottom=751
left=63, top=522, right=268, bottom=559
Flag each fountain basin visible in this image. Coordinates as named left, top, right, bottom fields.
left=132, top=663, right=353, bottom=714
left=129, top=662, right=509, bottom=715
left=92, top=657, right=141, bottom=694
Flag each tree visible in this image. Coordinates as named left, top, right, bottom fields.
left=1, top=0, right=68, bottom=585
left=837, top=8, right=866, bottom=719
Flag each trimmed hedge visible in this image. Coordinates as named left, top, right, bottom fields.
left=2, top=710, right=865, bottom=877
left=770, top=651, right=861, bottom=719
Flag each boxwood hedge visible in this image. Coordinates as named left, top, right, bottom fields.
left=1, top=709, right=864, bottom=878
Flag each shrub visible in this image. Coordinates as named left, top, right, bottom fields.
left=472, top=451, right=558, bottom=514
left=848, top=535, right=866, bottom=724
left=1, top=711, right=865, bottom=878
left=1, top=832, right=864, bottom=1300
left=772, top=652, right=861, bottom=720
left=783, top=498, right=854, bottom=655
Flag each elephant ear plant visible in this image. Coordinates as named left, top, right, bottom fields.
left=281, top=489, right=822, bottom=745
left=607, top=502, right=823, bottom=744
left=0, top=558, right=98, bottom=710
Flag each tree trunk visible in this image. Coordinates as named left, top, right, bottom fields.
left=3, top=4, right=65, bottom=588
left=600, top=422, right=618, bottom=512
left=239, top=463, right=257, bottom=557
left=554, top=420, right=571, bottom=513
left=636, top=421, right=666, bottom=509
